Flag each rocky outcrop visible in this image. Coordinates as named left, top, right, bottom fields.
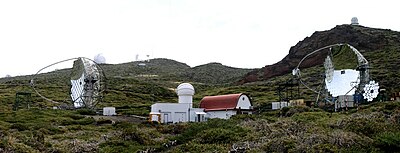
left=239, top=24, right=399, bottom=84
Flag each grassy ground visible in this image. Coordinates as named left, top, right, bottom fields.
left=1, top=101, right=399, bottom=152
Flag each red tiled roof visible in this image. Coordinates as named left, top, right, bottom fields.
left=199, top=93, right=243, bottom=111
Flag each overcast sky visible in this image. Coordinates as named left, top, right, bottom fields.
left=1, top=0, right=399, bottom=77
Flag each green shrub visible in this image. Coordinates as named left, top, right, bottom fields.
left=384, top=102, right=400, bottom=111
left=171, top=142, right=228, bottom=153
left=24, top=130, right=46, bottom=152
left=67, top=125, right=83, bottom=131
left=112, top=121, right=133, bottom=129
left=374, top=132, right=400, bottom=152
left=260, top=110, right=280, bottom=118
left=291, top=112, right=328, bottom=123
left=343, top=113, right=393, bottom=137
left=45, top=126, right=66, bottom=135
left=96, top=118, right=113, bottom=125
left=77, top=117, right=96, bottom=125
left=122, top=127, right=151, bottom=145
left=197, top=128, right=238, bottom=144
left=60, top=117, right=95, bottom=126
left=99, top=140, right=142, bottom=153
left=174, top=118, right=247, bottom=144
left=283, top=106, right=311, bottom=117
left=262, top=137, right=297, bottom=152
left=157, top=123, right=189, bottom=135
left=231, top=114, right=256, bottom=121
left=10, top=123, right=29, bottom=131
left=76, top=109, right=97, bottom=115
left=65, top=114, right=85, bottom=120
left=312, top=144, right=338, bottom=153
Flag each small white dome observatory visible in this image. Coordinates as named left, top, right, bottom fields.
left=176, top=83, right=195, bottom=107
left=351, top=17, right=359, bottom=25
left=94, top=53, right=106, bottom=64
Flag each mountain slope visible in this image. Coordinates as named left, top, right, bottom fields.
left=183, top=62, right=253, bottom=84
left=239, top=24, right=400, bottom=92
left=0, top=58, right=253, bottom=113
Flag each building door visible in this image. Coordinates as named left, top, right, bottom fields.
left=163, top=114, right=169, bottom=123
left=197, top=114, right=205, bottom=122
left=197, top=114, right=201, bottom=122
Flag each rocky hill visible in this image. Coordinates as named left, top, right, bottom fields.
left=0, top=58, right=251, bottom=85
left=239, top=24, right=400, bottom=92
left=184, top=62, right=253, bottom=84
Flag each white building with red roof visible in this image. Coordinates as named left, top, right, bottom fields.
left=199, top=93, right=253, bottom=119
left=149, top=83, right=206, bottom=123
left=149, top=84, right=253, bottom=123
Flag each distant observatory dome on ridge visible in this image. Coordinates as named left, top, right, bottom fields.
left=94, top=53, right=106, bottom=64
left=351, top=17, right=359, bottom=25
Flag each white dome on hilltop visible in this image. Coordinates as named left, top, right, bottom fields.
left=94, top=53, right=106, bottom=64
left=176, top=83, right=195, bottom=96
left=351, top=17, right=359, bottom=25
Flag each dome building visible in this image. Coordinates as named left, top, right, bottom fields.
left=149, top=83, right=205, bottom=123
left=149, top=83, right=253, bottom=123
left=351, top=17, right=359, bottom=25
left=94, top=53, right=106, bottom=64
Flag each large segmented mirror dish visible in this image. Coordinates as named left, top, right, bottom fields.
left=70, top=58, right=102, bottom=108
left=363, top=80, right=379, bottom=102
left=325, top=69, right=359, bottom=97
left=324, top=56, right=334, bottom=83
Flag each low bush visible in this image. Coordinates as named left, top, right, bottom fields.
left=291, top=112, right=328, bottom=123
left=65, top=114, right=85, bottom=120
left=99, top=140, right=143, bottom=153
left=10, top=123, right=29, bottom=131
left=157, top=123, right=189, bottom=135
left=60, top=117, right=96, bottom=126
left=197, top=128, right=238, bottom=144
left=76, top=109, right=97, bottom=115
left=374, top=132, right=400, bottom=152
left=170, top=142, right=228, bottom=153
left=283, top=106, right=311, bottom=117
left=343, top=112, right=394, bottom=137
left=96, top=118, right=113, bottom=125
left=174, top=118, right=248, bottom=144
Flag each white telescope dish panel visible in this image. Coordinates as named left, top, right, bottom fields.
left=70, top=58, right=102, bottom=108
left=82, top=58, right=100, bottom=79
left=363, top=80, right=379, bottom=102
left=325, top=69, right=359, bottom=97
left=324, top=56, right=334, bottom=83
left=82, top=58, right=101, bottom=108
left=71, top=73, right=85, bottom=108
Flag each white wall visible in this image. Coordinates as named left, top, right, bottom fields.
left=206, top=110, right=237, bottom=119
left=151, top=103, right=191, bottom=123
left=189, top=108, right=206, bottom=122
left=103, top=107, right=116, bottom=116
left=236, top=95, right=251, bottom=109
left=178, top=95, right=193, bottom=105
left=272, top=102, right=289, bottom=110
